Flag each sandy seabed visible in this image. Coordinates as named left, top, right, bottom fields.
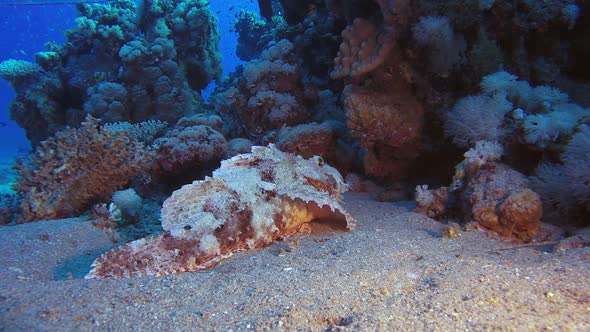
left=0, top=193, right=588, bottom=331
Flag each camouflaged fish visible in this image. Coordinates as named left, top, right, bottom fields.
left=86, top=145, right=355, bottom=279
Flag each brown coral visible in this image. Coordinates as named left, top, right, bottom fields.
left=415, top=144, right=543, bottom=242
left=498, top=189, right=543, bottom=241
left=273, top=121, right=339, bottom=159
left=14, top=115, right=154, bottom=222
left=464, top=163, right=542, bottom=241
left=87, top=145, right=355, bottom=279
left=344, top=84, right=423, bottom=179
left=331, top=18, right=396, bottom=79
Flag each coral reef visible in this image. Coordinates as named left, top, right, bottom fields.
left=331, top=18, right=395, bottom=79
left=415, top=141, right=543, bottom=241
left=87, top=145, right=355, bottom=279
left=1, top=0, right=221, bottom=145
left=530, top=125, right=590, bottom=225
left=269, top=121, right=340, bottom=158
left=0, top=59, right=42, bottom=88
left=212, top=39, right=310, bottom=139
left=14, top=115, right=156, bottom=223
left=234, top=10, right=287, bottom=61
left=235, top=6, right=344, bottom=85
left=153, top=114, right=228, bottom=177
left=343, top=82, right=423, bottom=180
left=324, top=0, right=427, bottom=182
left=1, top=0, right=589, bottom=257
left=412, top=15, right=465, bottom=77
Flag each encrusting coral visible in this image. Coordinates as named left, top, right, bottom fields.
left=86, top=145, right=355, bottom=279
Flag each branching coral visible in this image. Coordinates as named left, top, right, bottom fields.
left=14, top=115, right=155, bottom=222
left=87, top=145, right=355, bottom=279
left=102, top=119, right=168, bottom=143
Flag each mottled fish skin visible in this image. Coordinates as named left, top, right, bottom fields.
left=86, top=145, right=355, bottom=279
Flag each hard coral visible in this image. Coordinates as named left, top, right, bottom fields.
left=212, top=39, right=308, bottom=138
left=14, top=115, right=155, bottom=223
left=87, top=145, right=355, bottom=279
left=243, top=39, right=298, bottom=93
left=153, top=114, right=228, bottom=177
left=2, top=0, right=221, bottom=145
left=466, top=164, right=542, bottom=241
left=331, top=18, right=395, bottom=79
left=0, top=60, right=41, bottom=87
left=83, top=82, right=129, bottom=122
left=415, top=142, right=543, bottom=242
left=169, top=0, right=222, bottom=90
left=234, top=10, right=276, bottom=61
left=344, top=84, right=423, bottom=179
left=273, top=121, right=340, bottom=159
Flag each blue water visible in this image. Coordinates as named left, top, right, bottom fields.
left=0, top=2, right=75, bottom=153
left=0, top=0, right=259, bottom=155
